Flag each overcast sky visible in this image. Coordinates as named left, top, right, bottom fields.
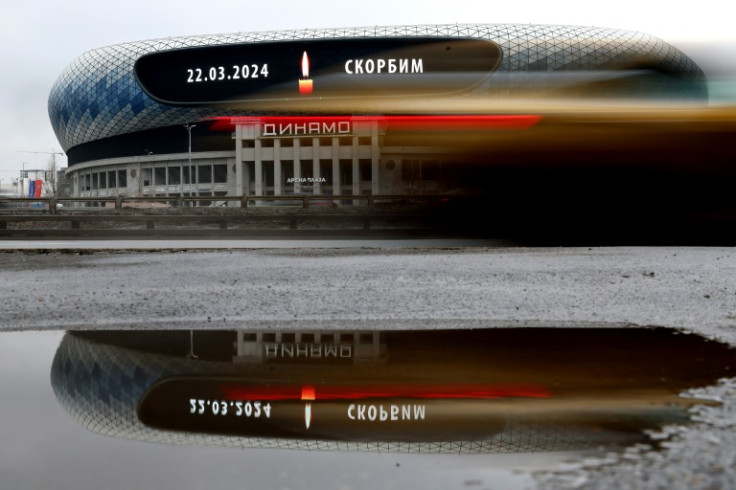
left=0, top=0, right=734, bottom=185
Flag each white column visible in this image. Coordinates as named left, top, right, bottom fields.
left=255, top=135, right=263, bottom=197
left=371, top=121, right=380, bottom=195
left=274, top=139, right=282, bottom=196
left=293, top=139, right=301, bottom=194
left=312, top=137, right=321, bottom=195
left=352, top=135, right=360, bottom=196
left=235, top=125, right=243, bottom=197
left=332, top=137, right=340, bottom=199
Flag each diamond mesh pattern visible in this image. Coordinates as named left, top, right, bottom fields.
left=51, top=332, right=604, bottom=452
left=48, top=24, right=705, bottom=152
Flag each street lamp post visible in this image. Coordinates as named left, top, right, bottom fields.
left=183, top=123, right=196, bottom=202
left=20, top=162, right=26, bottom=197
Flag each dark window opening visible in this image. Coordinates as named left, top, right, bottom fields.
left=213, top=164, right=227, bottom=184
left=168, top=167, right=181, bottom=185
left=154, top=167, right=166, bottom=186
left=198, top=165, right=212, bottom=184
left=300, top=160, right=313, bottom=180
left=359, top=159, right=372, bottom=181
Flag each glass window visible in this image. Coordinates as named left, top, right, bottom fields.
left=359, top=159, right=372, bottom=181
left=282, top=161, right=294, bottom=185
left=320, top=159, right=331, bottom=189
left=300, top=160, right=313, bottom=179
left=213, top=164, right=227, bottom=184
left=247, top=162, right=255, bottom=185
left=168, top=167, right=181, bottom=185
left=154, top=167, right=166, bottom=186
left=198, top=164, right=212, bottom=184
left=108, top=171, right=116, bottom=188
left=262, top=161, right=274, bottom=192
left=118, top=170, right=127, bottom=188
left=339, top=159, right=352, bottom=187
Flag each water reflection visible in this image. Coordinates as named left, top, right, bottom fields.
left=51, top=328, right=735, bottom=453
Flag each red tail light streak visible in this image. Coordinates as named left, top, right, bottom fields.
left=219, top=383, right=551, bottom=401
left=208, top=114, right=543, bottom=132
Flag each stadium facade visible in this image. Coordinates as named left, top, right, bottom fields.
left=48, top=25, right=707, bottom=202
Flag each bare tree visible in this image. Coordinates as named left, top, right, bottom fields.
left=44, top=153, right=58, bottom=197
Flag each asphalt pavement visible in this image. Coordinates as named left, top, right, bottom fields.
left=1, top=246, right=734, bottom=338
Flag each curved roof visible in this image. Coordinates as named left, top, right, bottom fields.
left=51, top=332, right=603, bottom=452
left=49, top=24, right=705, bottom=153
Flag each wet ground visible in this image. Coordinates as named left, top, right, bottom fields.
left=1, top=245, right=735, bottom=489
left=0, top=329, right=580, bottom=490
left=2, top=326, right=735, bottom=490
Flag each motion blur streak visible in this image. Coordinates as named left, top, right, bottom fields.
left=208, top=114, right=544, bottom=132
left=219, top=383, right=551, bottom=401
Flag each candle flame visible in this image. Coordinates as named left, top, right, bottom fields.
left=301, top=51, right=310, bottom=78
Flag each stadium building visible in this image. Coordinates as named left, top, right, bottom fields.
left=48, top=25, right=707, bottom=203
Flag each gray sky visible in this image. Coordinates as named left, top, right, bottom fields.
left=1, top=0, right=734, bottom=186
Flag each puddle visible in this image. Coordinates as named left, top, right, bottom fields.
left=2, top=327, right=735, bottom=489
left=53, top=328, right=735, bottom=449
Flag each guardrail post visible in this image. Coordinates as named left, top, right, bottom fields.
left=302, top=196, right=309, bottom=209
left=240, top=196, right=248, bottom=209
left=176, top=196, right=183, bottom=207
left=115, top=197, right=123, bottom=209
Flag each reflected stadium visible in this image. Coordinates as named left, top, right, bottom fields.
left=48, top=25, right=708, bottom=205
left=50, top=328, right=736, bottom=452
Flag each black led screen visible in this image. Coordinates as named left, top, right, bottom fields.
left=134, top=38, right=502, bottom=105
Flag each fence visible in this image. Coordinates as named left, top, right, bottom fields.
left=0, top=194, right=454, bottom=213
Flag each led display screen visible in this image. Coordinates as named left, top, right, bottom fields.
left=134, top=38, right=502, bottom=105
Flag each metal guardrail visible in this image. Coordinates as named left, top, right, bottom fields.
left=0, top=194, right=451, bottom=213
left=0, top=213, right=430, bottom=236
left=0, top=194, right=461, bottom=236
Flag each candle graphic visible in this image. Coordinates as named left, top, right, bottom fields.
left=302, top=385, right=315, bottom=429
left=298, top=51, right=313, bottom=95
